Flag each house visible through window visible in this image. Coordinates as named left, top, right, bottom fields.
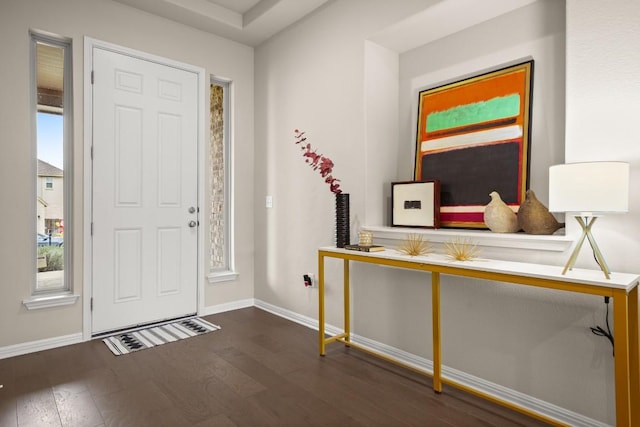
left=32, top=31, right=72, bottom=294
left=209, top=79, right=236, bottom=282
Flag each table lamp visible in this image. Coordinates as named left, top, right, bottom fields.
left=548, top=161, right=629, bottom=279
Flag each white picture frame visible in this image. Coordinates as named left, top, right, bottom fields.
left=391, top=181, right=440, bottom=228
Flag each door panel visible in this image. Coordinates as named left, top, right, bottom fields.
left=157, top=227, right=182, bottom=295
left=114, top=229, right=142, bottom=301
left=92, top=48, right=198, bottom=334
left=114, top=106, right=143, bottom=206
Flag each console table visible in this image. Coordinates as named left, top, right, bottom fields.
left=317, top=247, right=639, bottom=426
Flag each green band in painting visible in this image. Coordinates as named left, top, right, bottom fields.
left=426, top=94, right=520, bottom=133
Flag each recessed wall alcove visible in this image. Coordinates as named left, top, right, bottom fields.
left=346, top=3, right=618, bottom=425
left=361, top=0, right=567, bottom=265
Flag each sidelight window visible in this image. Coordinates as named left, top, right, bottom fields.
left=32, top=31, right=73, bottom=295
left=208, top=79, right=237, bottom=282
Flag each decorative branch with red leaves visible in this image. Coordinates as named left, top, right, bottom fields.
left=294, top=129, right=342, bottom=194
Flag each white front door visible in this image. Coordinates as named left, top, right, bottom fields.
left=91, top=47, right=199, bottom=334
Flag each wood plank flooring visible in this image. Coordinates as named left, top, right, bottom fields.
left=0, top=307, right=550, bottom=426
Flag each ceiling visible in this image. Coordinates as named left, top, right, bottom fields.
left=112, top=0, right=332, bottom=47
left=369, top=0, right=539, bottom=53
left=36, top=0, right=540, bottom=106
left=111, top=0, right=540, bottom=50
left=37, top=43, right=64, bottom=93
left=36, top=43, right=64, bottom=110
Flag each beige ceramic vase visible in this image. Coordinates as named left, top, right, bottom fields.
left=484, top=191, right=519, bottom=233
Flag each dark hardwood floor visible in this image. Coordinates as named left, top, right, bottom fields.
left=0, top=307, right=550, bottom=426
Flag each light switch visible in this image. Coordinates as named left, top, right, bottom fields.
left=265, top=195, right=273, bottom=208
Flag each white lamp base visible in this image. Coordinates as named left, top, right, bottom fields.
left=562, top=216, right=611, bottom=279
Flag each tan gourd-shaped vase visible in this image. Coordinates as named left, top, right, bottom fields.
left=517, top=189, right=564, bottom=235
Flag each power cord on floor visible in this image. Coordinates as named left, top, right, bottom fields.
left=590, top=296, right=614, bottom=356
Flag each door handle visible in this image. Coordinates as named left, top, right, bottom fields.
left=188, top=220, right=197, bottom=228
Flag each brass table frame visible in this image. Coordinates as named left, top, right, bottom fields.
left=318, top=247, right=640, bottom=427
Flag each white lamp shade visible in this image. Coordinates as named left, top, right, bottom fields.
left=548, top=161, right=629, bottom=215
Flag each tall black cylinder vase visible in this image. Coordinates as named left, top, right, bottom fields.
left=335, top=193, right=350, bottom=248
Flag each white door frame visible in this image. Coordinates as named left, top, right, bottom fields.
left=83, top=37, right=206, bottom=340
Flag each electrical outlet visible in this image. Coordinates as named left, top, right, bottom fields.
left=303, top=273, right=315, bottom=288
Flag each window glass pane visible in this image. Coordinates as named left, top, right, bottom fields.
left=35, top=40, right=66, bottom=292
left=210, top=83, right=225, bottom=270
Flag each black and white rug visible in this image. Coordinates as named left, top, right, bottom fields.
left=103, top=317, right=221, bottom=356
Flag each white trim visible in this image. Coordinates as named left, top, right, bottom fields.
left=199, top=298, right=254, bottom=316
left=82, top=37, right=93, bottom=341
left=165, top=0, right=243, bottom=29
left=207, top=271, right=239, bottom=283
left=0, top=333, right=83, bottom=360
left=31, top=30, right=74, bottom=296
left=23, top=293, right=80, bottom=310
left=363, top=225, right=573, bottom=252
left=252, top=299, right=609, bottom=427
left=196, top=50, right=207, bottom=318
left=255, top=299, right=323, bottom=330
left=83, top=37, right=206, bottom=340
left=441, top=366, right=610, bottom=427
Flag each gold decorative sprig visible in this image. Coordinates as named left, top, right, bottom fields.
left=443, top=237, right=480, bottom=261
left=397, top=234, right=433, bottom=256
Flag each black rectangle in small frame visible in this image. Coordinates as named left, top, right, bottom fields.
left=404, top=200, right=422, bottom=210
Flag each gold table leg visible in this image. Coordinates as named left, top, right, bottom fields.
left=629, top=286, right=639, bottom=426
left=613, top=289, right=632, bottom=426
left=432, top=272, right=442, bottom=393
left=343, top=259, right=350, bottom=346
left=318, top=252, right=326, bottom=356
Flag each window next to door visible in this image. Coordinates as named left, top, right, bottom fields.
left=24, top=30, right=78, bottom=310
left=208, top=79, right=237, bottom=283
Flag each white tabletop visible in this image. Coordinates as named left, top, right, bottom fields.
left=319, top=246, right=640, bottom=292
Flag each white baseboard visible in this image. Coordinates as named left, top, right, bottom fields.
left=255, top=298, right=324, bottom=328
left=0, top=333, right=83, bottom=360
left=199, top=298, right=255, bottom=316
left=253, top=299, right=610, bottom=427
left=0, top=299, right=253, bottom=359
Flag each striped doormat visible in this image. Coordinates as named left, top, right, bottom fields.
left=103, top=317, right=221, bottom=356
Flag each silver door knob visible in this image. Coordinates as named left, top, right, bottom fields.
left=188, top=220, right=197, bottom=228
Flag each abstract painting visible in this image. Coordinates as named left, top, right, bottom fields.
left=414, top=61, right=534, bottom=228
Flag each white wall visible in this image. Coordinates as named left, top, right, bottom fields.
left=0, top=0, right=254, bottom=347
left=364, top=41, right=401, bottom=226
left=255, top=0, right=638, bottom=424
left=254, top=0, right=431, bottom=323
left=566, top=0, right=640, bottom=273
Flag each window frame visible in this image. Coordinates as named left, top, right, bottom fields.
left=27, top=30, right=76, bottom=304
left=207, top=77, right=237, bottom=283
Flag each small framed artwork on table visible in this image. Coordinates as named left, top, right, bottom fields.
left=392, top=181, right=440, bottom=228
